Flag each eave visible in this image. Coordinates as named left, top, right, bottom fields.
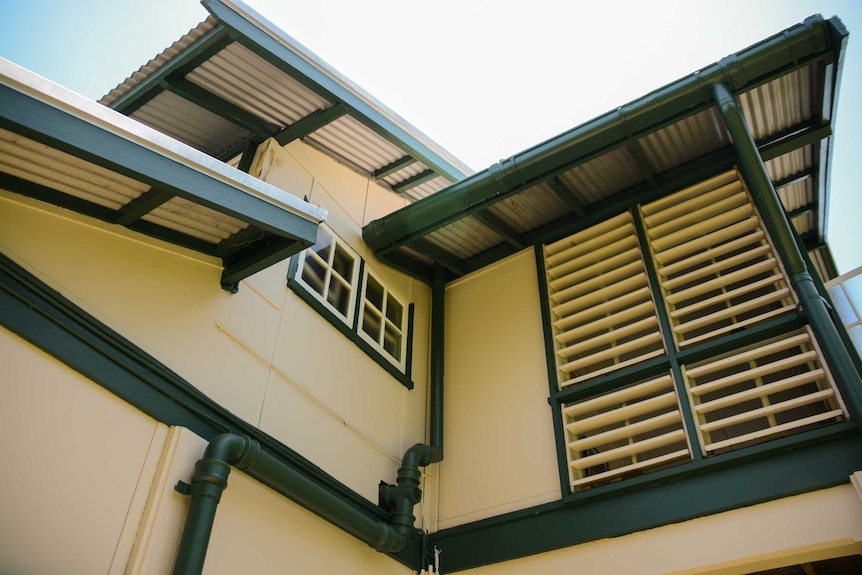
left=0, top=58, right=326, bottom=291
left=362, top=15, right=848, bottom=285
left=99, top=0, right=472, bottom=201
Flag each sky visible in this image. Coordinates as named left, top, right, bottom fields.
left=0, top=0, right=859, bottom=273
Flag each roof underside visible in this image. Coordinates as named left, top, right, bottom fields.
left=363, top=15, right=847, bottom=284
left=0, top=58, right=325, bottom=291
left=100, top=0, right=470, bottom=202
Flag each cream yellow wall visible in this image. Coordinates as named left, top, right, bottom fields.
left=456, top=483, right=862, bottom=575
left=0, top=327, right=415, bottom=574
left=0, top=325, right=168, bottom=574
left=0, top=134, right=429, bottom=509
left=438, top=250, right=560, bottom=530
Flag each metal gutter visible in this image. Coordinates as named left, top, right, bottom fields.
left=202, top=0, right=472, bottom=182
left=362, top=15, right=844, bottom=259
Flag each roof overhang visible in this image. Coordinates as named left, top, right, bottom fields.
left=0, top=58, right=326, bottom=291
left=363, top=15, right=847, bottom=284
left=99, top=0, right=471, bottom=201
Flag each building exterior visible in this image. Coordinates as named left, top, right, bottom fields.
left=1, top=1, right=861, bottom=574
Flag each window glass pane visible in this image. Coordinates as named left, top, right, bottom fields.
left=327, top=277, right=352, bottom=316
left=332, top=244, right=355, bottom=281
left=383, top=325, right=402, bottom=359
left=365, top=274, right=384, bottom=310
left=386, top=294, right=403, bottom=325
left=301, top=255, right=326, bottom=296
left=362, top=306, right=382, bottom=341
left=311, top=230, right=333, bottom=263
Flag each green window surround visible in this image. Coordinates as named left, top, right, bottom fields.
left=287, top=225, right=414, bottom=389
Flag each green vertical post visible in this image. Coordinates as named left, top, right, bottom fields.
left=713, top=82, right=862, bottom=424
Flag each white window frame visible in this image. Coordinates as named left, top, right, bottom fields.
left=293, top=225, right=361, bottom=325
left=357, top=267, right=408, bottom=372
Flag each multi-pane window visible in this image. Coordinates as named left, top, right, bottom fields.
left=295, top=226, right=360, bottom=323
left=358, top=269, right=407, bottom=371
left=290, top=226, right=411, bottom=380
left=543, top=170, right=847, bottom=493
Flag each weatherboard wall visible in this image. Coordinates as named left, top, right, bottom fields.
left=0, top=134, right=431, bottom=523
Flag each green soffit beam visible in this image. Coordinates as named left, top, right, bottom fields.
left=362, top=15, right=847, bottom=256
left=201, top=0, right=472, bottom=183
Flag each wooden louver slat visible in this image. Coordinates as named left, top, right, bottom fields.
left=682, top=327, right=846, bottom=455
left=641, top=170, right=797, bottom=348
left=562, top=374, right=691, bottom=490
left=544, top=212, right=665, bottom=388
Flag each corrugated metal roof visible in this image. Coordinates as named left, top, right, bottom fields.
left=99, top=4, right=470, bottom=202
left=1, top=57, right=324, bottom=290
left=0, top=128, right=149, bottom=210
left=364, top=15, right=845, bottom=284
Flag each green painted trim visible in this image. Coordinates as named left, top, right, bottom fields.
left=714, top=82, right=862, bottom=425
left=160, top=74, right=278, bottom=138
left=471, top=210, right=524, bottom=249
left=109, top=26, right=233, bottom=114
left=362, top=16, right=843, bottom=260
left=236, top=140, right=259, bottom=174
left=787, top=203, right=816, bottom=219
left=412, top=239, right=466, bottom=277
left=533, top=244, right=572, bottom=494
left=0, top=171, right=218, bottom=256
left=1, top=83, right=321, bottom=286
left=0, top=251, right=425, bottom=569
left=392, top=170, right=437, bottom=194
left=431, top=427, right=862, bottom=572
left=629, top=207, right=703, bottom=461
left=202, top=0, right=469, bottom=183
left=115, top=188, right=174, bottom=225
left=286, top=258, right=414, bottom=389
left=274, top=104, right=348, bottom=146
left=374, top=156, right=416, bottom=180
left=221, top=235, right=304, bottom=287
left=774, top=169, right=814, bottom=189
left=626, top=141, right=657, bottom=188
left=545, top=176, right=587, bottom=218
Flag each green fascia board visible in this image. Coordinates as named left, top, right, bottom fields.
left=0, top=251, right=422, bottom=569
left=201, top=0, right=471, bottom=183
left=0, top=77, right=323, bottom=285
left=362, top=15, right=845, bottom=258
left=431, top=426, right=862, bottom=572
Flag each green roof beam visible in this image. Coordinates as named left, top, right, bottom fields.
left=373, top=155, right=417, bottom=180
left=392, top=169, right=437, bottom=194
left=160, top=74, right=279, bottom=138
left=202, top=0, right=471, bottom=183
left=774, top=169, right=814, bottom=189
left=109, top=26, right=233, bottom=114
left=115, top=188, right=174, bottom=225
left=274, top=103, right=348, bottom=146
left=363, top=15, right=845, bottom=257
left=546, top=176, right=587, bottom=218
left=471, top=210, right=525, bottom=249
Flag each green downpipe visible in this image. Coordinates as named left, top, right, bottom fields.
left=363, top=15, right=840, bottom=255
left=713, top=82, right=862, bottom=424
left=429, top=265, right=445, bottom=455
left=172, top=435, right=442, bottom=575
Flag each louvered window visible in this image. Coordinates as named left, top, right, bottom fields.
left=562, top=374, right=691, bottom=491
left=544, top=213, right=665, bottom=388
left=682, top=327, right=846, bottom=454
left=541, top=169, right=849, bottom=495
left=641, top=171, right=796, bottom=348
